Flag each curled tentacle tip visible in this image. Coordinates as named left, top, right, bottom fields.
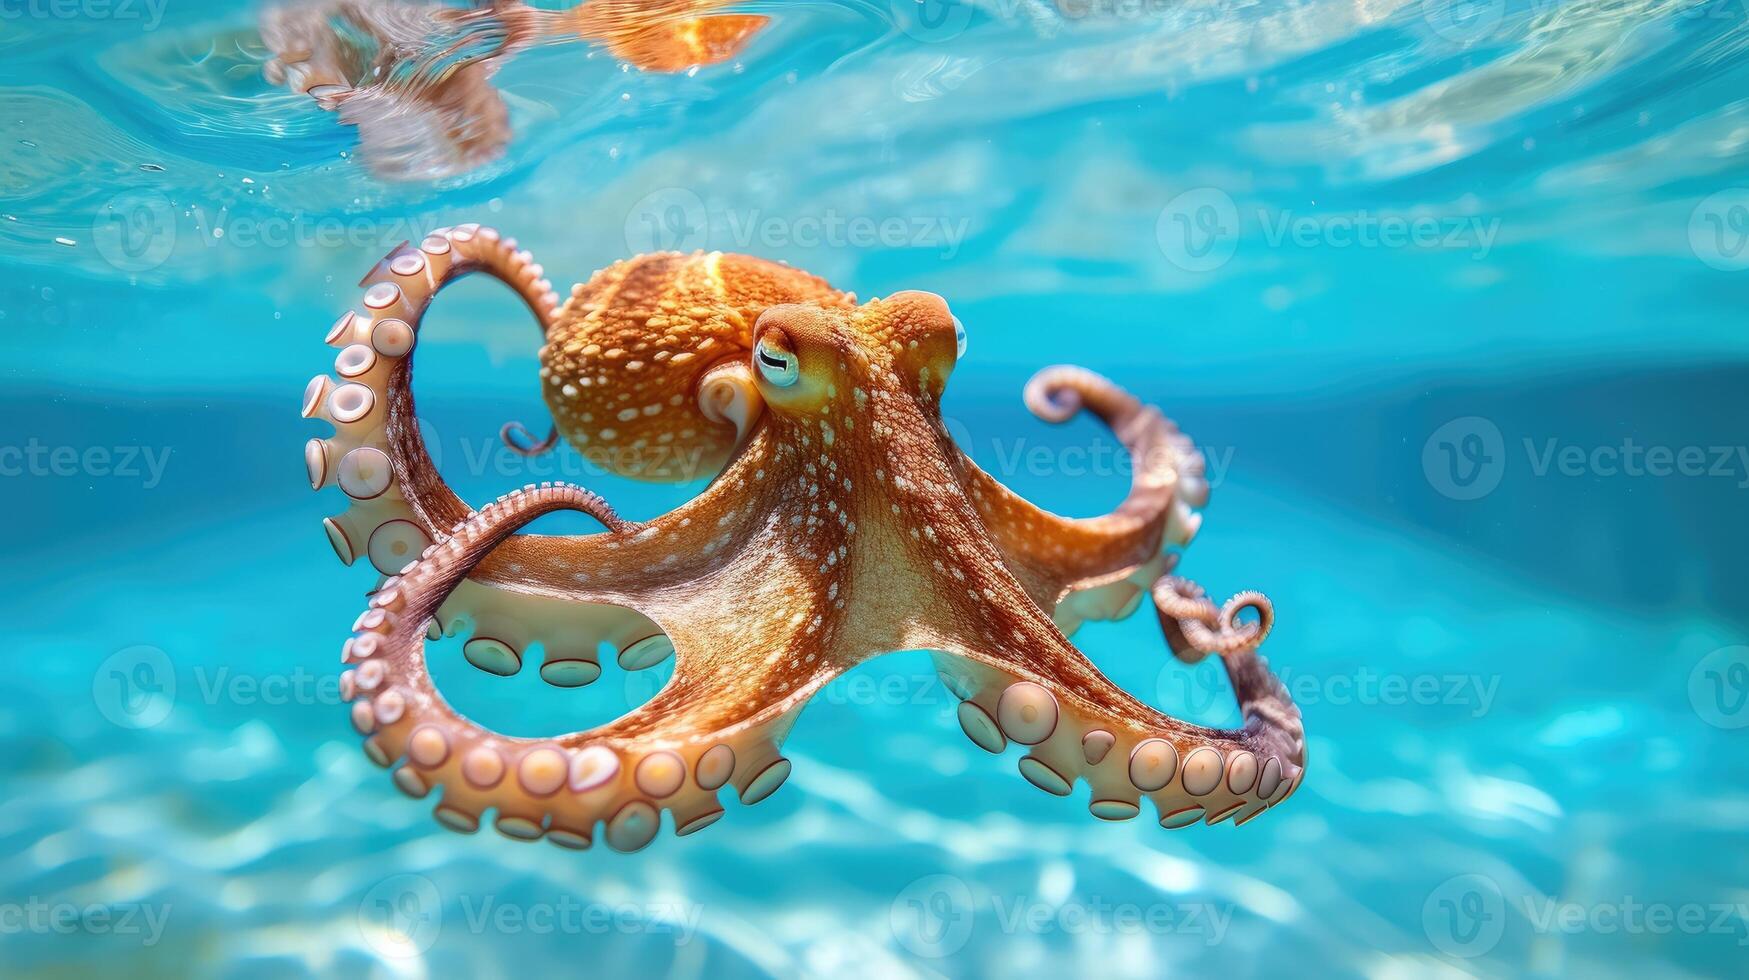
left=1218, top=590, right=1274, bottom=651
left=1023, top=370, right=1085, bottom=423
left=1152, top=575, right=1214, bottom=664
left=500, top=421, right=559, bottom=457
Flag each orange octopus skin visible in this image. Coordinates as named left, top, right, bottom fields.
left=304, top=226, right=1306, bottom=851
left=537, top=251, right=854, bottom=481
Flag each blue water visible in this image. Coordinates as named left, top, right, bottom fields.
left=3, top=1, right=1748, bottom=976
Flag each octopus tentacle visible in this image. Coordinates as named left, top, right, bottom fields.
left=1154, top=576, right=1273, bottom=662
left=952, top=366, right=1207, bottom=633
left=537, top=251, right=851, bottom=481
left=1022, top=364, right=1210, bottom=519
left=928, top=556, right=1304, bottom=828
left=341, top=466, right=872, bottom=846
left=936, top=652, right=1304, bottom=827
left=499, top=420, right=559, bottom=457
left=306, top=225, right=664, bottom=684
left=340, top=481, right=814, bottom=849
left=902, top=421, right=1301, bottom=826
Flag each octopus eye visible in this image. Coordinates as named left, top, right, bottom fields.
left=754, top=337, right=799, bottom=387
left=952, top=315, right=967, bottom=359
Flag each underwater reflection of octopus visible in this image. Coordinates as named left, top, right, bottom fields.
left=261, top=0, right=771, bottom=179
left=302, top=227, right=1307, bottom=851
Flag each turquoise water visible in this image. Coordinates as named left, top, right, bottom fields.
left=3, top=0, right=1748, bottom=976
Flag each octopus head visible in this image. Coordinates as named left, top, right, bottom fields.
left=749, top=291, right=965, bottom=417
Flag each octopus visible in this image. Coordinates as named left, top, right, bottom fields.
left=261, top=0, right=770, bottom=180
left=302, top=225, right=1307, bottom=851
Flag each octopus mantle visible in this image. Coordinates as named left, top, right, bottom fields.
left=301, top=225, right=1307, bottom=852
